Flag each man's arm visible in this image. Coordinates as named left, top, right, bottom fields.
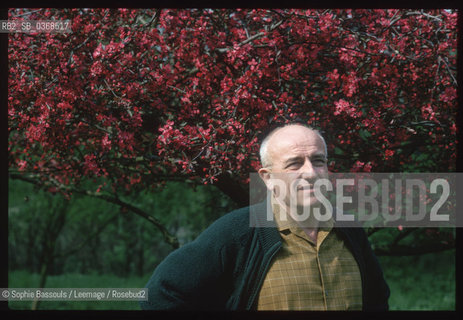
left=139, top=213, right=240, bottom=310
left=358, top=228, right=390, bottom=311
left=338, top=226, right=390, bottom=311
left=140, top=243, right=226, bottom=309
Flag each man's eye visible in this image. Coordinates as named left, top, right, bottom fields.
left=312, top=159, right=326, bottom=166
left=287, top=162, right=301, bottom=168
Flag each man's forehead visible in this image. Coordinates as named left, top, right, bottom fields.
left=270, top=128, right=324, bottom=148
left=268, top=127, right=326, bottom=158
left=278, top=143, right=326, bottom=161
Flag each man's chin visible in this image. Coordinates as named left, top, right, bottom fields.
left=286, top=203, right=324, bottom=227
left=281, top=196, right=321, bottom=212
left=289, top=201, right=322, bottom=213
left=296, top=195, right=321, bottom=208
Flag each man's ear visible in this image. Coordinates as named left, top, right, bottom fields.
left=258, top=167, right=273, bottom=191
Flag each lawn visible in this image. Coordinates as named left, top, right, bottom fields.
left=377, top=249, right=455, bottom=310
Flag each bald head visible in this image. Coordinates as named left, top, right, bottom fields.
left=259, top=124, right=327, bottom=168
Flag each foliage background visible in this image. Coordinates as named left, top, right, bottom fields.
left=7, top=8, right=457, bottom=310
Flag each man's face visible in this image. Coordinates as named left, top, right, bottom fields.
left=261, top=126, right=329, bottom=214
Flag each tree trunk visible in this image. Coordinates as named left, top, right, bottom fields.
left=31, top=253, right=52, bottom=310
left=31, top=196, right=68, bottom=310
left=214, top=173, right=249, bottom=207
left=136, top=223, right=144, bottom=277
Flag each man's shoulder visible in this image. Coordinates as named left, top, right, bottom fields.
left=199, top=201, right=268, bottom=242
left=208, top=202, right=262, bottom=231
left=334, top=224, right=370, bottom=255
left=333, top=210, right=369, bottom=243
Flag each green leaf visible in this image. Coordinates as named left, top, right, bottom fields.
left=334, top=147, right=344, bottom=155
left=359, top=129, right=372, bottom=141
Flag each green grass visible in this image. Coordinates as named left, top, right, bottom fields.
left=8, top=271, right=150, bottom=310
left=377, top=250, right=455, bottom=310
left=8, top=250, right=455, bottom=310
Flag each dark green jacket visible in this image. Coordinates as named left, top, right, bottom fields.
left=140, top=201, right=390, bottom=310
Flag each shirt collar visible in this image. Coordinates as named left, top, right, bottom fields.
left=271, top=196, right=334, bottom=234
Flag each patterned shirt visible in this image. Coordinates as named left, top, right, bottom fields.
left=256, top=199, right=363, bottom=310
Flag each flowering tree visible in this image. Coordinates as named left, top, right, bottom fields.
left=8, top=8, right=457, bottom=250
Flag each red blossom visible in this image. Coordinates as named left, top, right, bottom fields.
left=7, top=8, right=457, bottom=195
left=333, top=99, right=361, bottom=118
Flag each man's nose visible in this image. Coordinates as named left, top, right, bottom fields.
left=300, top=159, right=316, bottom=179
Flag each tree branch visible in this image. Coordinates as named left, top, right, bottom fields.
left=53, top=213, right=119, bottom=258
left=392, top=227, right=418, bottom=246
left=9, top=172, right=180, bottom=249
left=374, top=242, right=454, bottom=256
left=405, top=10, right=443, bottom=22
left=215, top=20, right=284, bottom=53
left=146, top=9, right=161, bottom=28
left=214, top=172, right=248, bottom=207
left=366, top=227, right=382, bottom=236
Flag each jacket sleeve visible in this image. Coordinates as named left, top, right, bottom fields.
left=357, top=228, right=391, bottom=311
left=139, top=218, right=234, bottom=310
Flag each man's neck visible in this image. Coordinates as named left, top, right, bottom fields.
left=273, top=197, right=320, bottom=231
left=300, top=226, right=318, bottom=243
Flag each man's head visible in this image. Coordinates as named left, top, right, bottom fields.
left=259, top=124, right=328, bottom=168
left=258, top=124, right=329, bottom=218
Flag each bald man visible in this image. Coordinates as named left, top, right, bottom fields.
left=258, top=125, right=329, bottom=242
left=141, top=123, right=390, bottom=311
